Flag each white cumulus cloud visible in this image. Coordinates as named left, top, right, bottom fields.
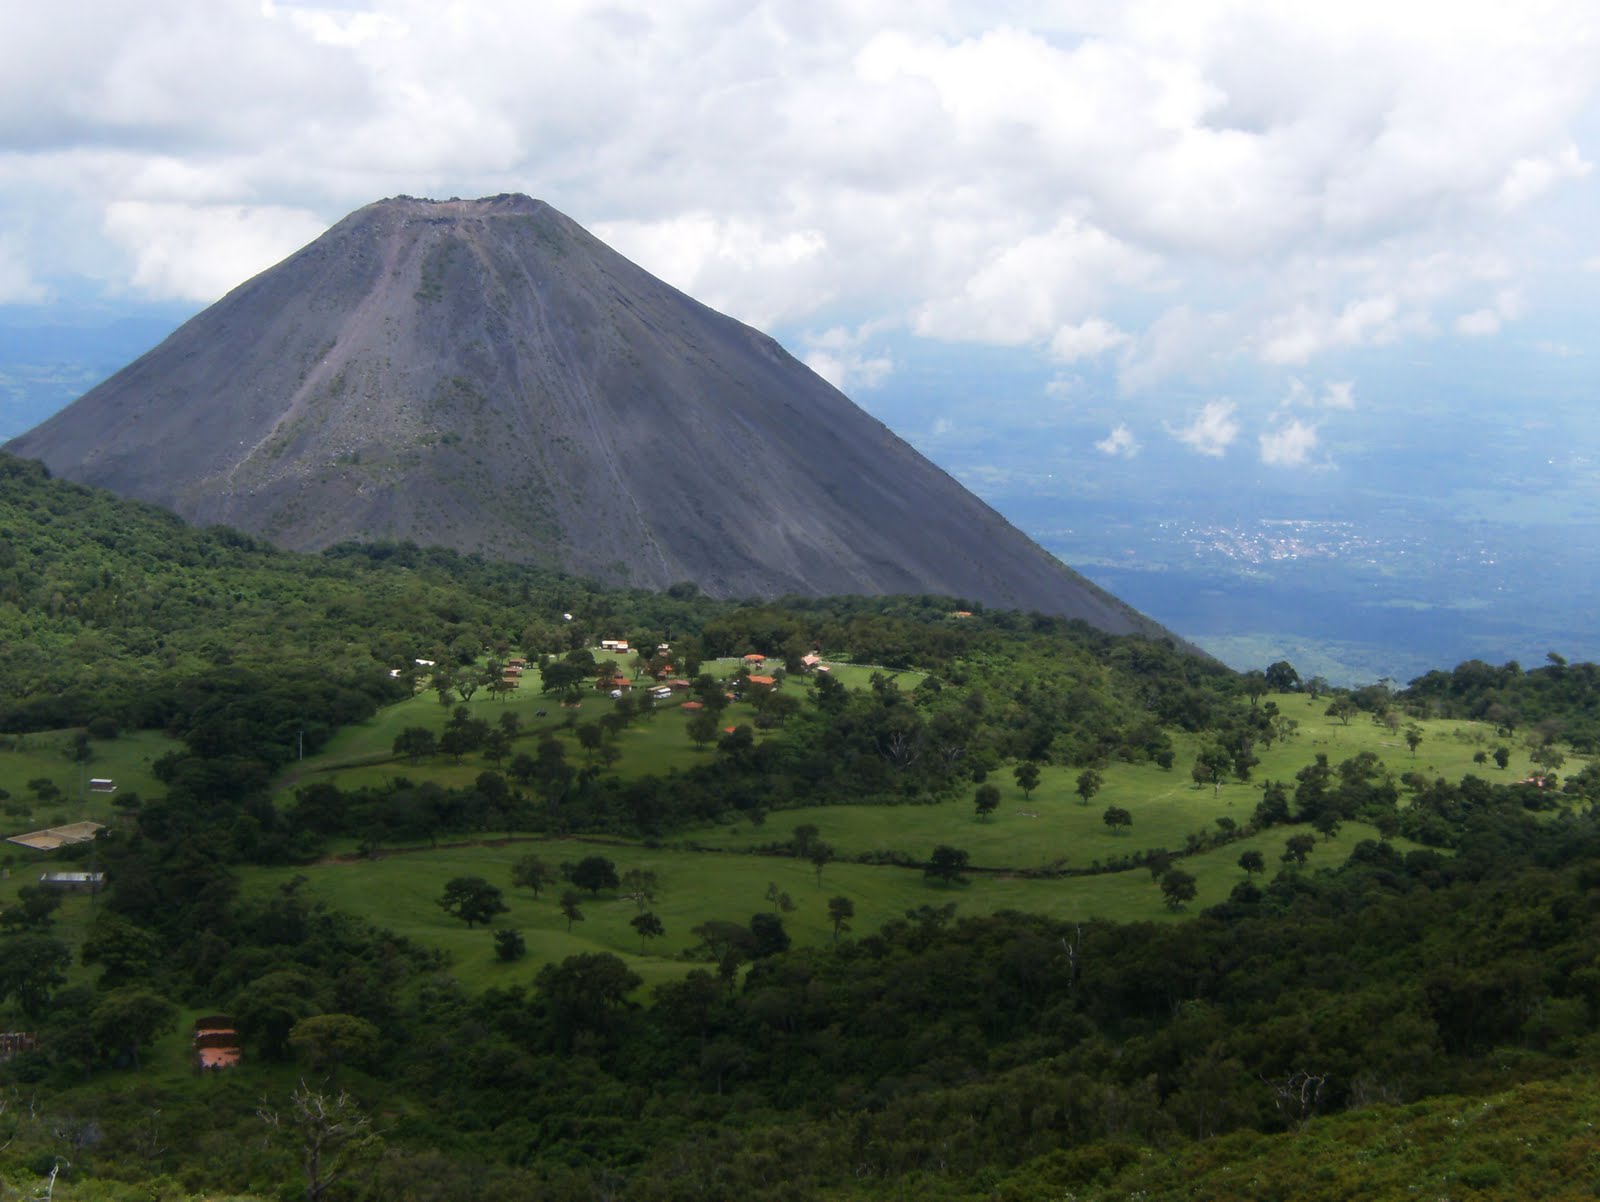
left=1321, top=380, right=1356, bottom=409
left=1095, top=423, right=1140, bottom=457
left=1051, top=317, right=1130, bottom=363
left=1260, top=417, right=1320, bottom=467
left=101, top=201, right=328, bottom=301
left=1168, top=399, right=1239, bottom=457
left=803, top=350, right=894, bottom=393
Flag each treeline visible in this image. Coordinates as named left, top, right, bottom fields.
left=124, top=633, right=1243, bottom=863
left=1404, top=653, right=1600, bottom=752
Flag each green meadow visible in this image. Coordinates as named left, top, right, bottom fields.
left=0, top=678, right=1557, bottom=998
left=238, top=684, right=1520, bottom=987
left=244, top=816, right=1395, bottom=993
left=0, top=727, right=174, bottom=826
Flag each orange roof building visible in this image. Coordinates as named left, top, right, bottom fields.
left=193, top=1015, right=242, bottom=1072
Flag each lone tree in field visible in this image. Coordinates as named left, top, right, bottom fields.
left=392, top=727, right=437, bottom=764
left=494, top=929, right=526, bottom=961
left=1159, top=868, right=1198, bottom=911
left=1265, top=660, right=1301, bottom=692
left=686, top=712, right=719, bottom=748
left=827, top=896, right=854, bottom=942
left=1013, top=761, right=1041, bottom=800
left=1238, top=849, right=1266, bottom=877
left=1075, top=769, right=1103, bottom=807
left=1191, top=745, right=1232, bottom=797
left=925, top=844, right=971, bottom=886
left=974, top=784, right=1000, bottom=822
left=1404, top=725, right=1424, bottom=757
left=1282, top=833, right=1316, bottom=865
left=630, top=911, right=665, bottom=954
left=620, top=868, right=660, bottom=911
left=749, top=912, right=790, bottom=958
left=558, top=890, right=585, bottom=932
left=1242, top=671, right=1268, bottom=707
left=510, top=855, right=553, bottom=898
left=809, top=842, right=834, bottom=886
left=1102, top=806, right=1132, bottom=836
left=570, top=855, right=619, bottom=896
left=437, top=876, right=508, bottom=928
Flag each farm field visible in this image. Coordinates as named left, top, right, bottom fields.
left=244, top=817, right=1396, bottom=993
left=1244, top=692, right=1531, bottom=780
left=235, top=686, right=1520, bottom=990
left=0, top=682, right=1564, bottom=1002
left=0, top=727, right=173, bottom=826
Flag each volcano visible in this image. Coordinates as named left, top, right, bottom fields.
left=7, top=193, right=1169, bottom=637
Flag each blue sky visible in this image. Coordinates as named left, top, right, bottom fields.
left=4, top=1, right=1600, bottom=538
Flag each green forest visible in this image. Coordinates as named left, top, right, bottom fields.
left=2, top=450, right=1600, bottom=1201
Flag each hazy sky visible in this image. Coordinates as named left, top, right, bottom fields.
left=6, top=0, right=1600, bottom=477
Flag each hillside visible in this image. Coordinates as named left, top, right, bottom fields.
left=4, top=455, right=1600, bottom=1199
left=4, top=194, right=1166, bottom=638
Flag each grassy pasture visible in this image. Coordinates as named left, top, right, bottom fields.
left=1250, top=692, right=1534, bottom=781
left=243, top=817, right=1401, bottom=991
left=0, top=689, right=1546, bottom=1005
left=0, top=728, right=174, bottom=826
left=676, top=692, right=1521, bottom=870
left=678, top=760, right=1215, bottom=870
left=241, top=689, right=1529, bottom=993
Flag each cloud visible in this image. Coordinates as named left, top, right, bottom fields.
left=0, top=237, right=47, bottom=303
left=1454, top=287, right=1527, bottom=337
left=1496, top=144, right=1590, bottom=211
left=1050, top=317, right=1130, bottom=363
left=594, top=214, right=832, bottom=330
left=101, top=201, right=328, bottom=301
left=1280, top=377, right=1356, bottom=410
left=913, top=217, right=1156, bottom=345
left=1455, top=308, right=1503, bottom=337
left=1321, top=380, right=1356, bottom=409
left=803, top=349, right=894, bottom=393
left=800, top=321, right=894, bottom=392
left=0, top=0, right=1597, bottom=423
left=1258, top=295, right=1401, bottom=365
left=1119, top=305, right=1235, bottom=392
left=1168, top=399, right=1239, bottom=457
left=1095, top=424, right=1140, bottom=457
left=1260, top=417, right=1320, bottom=467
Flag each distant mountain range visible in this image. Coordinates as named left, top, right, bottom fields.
left=5, top=193, right=1172, bottom=640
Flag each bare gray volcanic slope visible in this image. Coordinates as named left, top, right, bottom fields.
left=7, top=194, right=1167, bottom=636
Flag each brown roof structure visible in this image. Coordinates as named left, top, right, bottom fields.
left=193, top=1016, right=242, bottom=1071
left=8, top=821, right=104, bottom=852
